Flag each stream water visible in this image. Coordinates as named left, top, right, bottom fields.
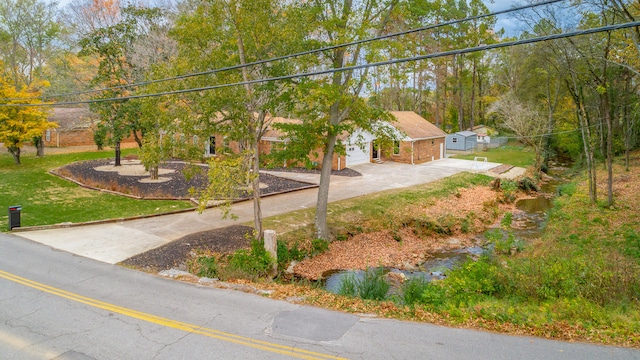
left=323, top=169, right=568, bottom=294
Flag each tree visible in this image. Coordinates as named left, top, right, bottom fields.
left=488, top=92, right=547, bottom=174
left=0, top=0, right=61, bottom=156
left=280, top=0, right=400, bottom=241
left=78, top=4, right=164, bottom=166
left=170, top=0, right=309, bottom=239
left=0, top=75, right=53, bottom=164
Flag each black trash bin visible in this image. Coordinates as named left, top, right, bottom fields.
left=8, top=205, right=21, bottom=230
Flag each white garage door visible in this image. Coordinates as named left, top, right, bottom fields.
left=346, top=142, right=370, bottom=166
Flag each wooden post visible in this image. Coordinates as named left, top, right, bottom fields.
left=263, top=230, right=278, bottom=277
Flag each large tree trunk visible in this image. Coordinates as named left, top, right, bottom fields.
left=114, top=141, right=121, bottom=166
left=603, top=92, right=614, bottom=206
left=35, top=136, right=45, bottom=157
left=470, top=57, right=477, bottom=130
left=237, top=23, right=264, bottom=240
left=315, top=133, right=337, bottom=241
left=8, top=146, right=21, bottom=165
left=251, top=143, right=263, bottom=239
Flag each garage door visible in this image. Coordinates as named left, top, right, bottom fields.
left=346, top=142, right=370, bottom=166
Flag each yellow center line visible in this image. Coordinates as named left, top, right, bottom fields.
left=0, top=270, right=347, bottom=360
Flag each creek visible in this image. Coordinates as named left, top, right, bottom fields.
left=322, top=168, right=569, bottom=294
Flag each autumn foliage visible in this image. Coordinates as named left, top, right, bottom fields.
left=0, top=74, right=54, bottom=164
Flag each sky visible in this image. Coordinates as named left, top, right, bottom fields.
left=484, top=0, right=528, bottom=37
left=53, top=0, right=525, bottom=36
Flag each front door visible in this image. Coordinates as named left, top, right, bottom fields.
left=372, top=143, right=380, bottom=160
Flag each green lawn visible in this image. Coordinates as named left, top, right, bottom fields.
left=452, top=144, right=535, bottom=168
left=0, top=149, right=193, bottom=230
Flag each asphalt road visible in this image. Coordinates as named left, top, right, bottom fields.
left=2, top=234, right=638, bottom=360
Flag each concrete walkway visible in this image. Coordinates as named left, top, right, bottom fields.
left=14, top=158, right=521, bottom=264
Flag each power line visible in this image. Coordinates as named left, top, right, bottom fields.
left=7, top=19, right=637, bottom=108
left=7, top=0, right=567, bottom=102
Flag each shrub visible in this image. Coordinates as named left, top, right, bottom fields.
left=443, top=256, right=500, bottom=306
left=276, top=240, right=306, bottom=271
left=338, top=268, right=390, bottom=301
left=420, top=283, right=448, bottom=310
left=401, top=277, right=429, bottom=306
left=501, top=212, right=513, bottom=228
left=518, top=177, right=539, bottom=192
left=188, top=255, right=219, bottom=278
left=557, top=182, right=577, bottom=197
left=311, top=238, right=329, bottom=256
left=499, top=180, right=518, bottom=203
left=226, top=240, right=274, bottom=280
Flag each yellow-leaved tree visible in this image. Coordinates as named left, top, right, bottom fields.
left=0, top=76, right=54, bottom=164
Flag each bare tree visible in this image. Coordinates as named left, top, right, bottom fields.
left=488, top=92, right=547, bottom=175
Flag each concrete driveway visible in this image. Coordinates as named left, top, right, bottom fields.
left=14, top=158, right=519, bottom=264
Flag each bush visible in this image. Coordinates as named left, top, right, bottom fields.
left=338, top=268, right=390, bottom=301
left=442, top=257, right=500, bottom=306
left=311, top=238, right=329, bottom=256
left=189, top=255, right=219, bottom=278
left=557, top=182, right=577, bottom=197
left=518, top=177, right=539, bottom=192
left=277, top=240, right=306, bottom=271
left=500, top=180, right=518, bottom=203
left=401, top=277, right=428, bottom=305
left=227, top=240, right=274, bottom=280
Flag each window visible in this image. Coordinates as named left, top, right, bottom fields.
left=209, top=136, right=216, bottom=155
left=393, top=140, right=400, bottom=155
left=45, top=129, right=51, bottom=142
left=452, top=137, right=458, bottom=143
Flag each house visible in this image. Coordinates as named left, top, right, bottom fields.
left=43, top=107, right=139, bottom=148
left=259, top=111, right=446, bottom=169
left=376, top=111, right=447, bottom=165
left=468, top=125, right=497, bottom=136
left=446, top=131, right=477, bottom=151
left=43, top=107, right=99, bottom=147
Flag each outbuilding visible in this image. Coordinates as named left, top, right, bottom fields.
left=446, top=131, right=477, bottom=151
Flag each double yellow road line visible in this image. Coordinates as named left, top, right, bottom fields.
left=0, top=270, right=347, bottom=360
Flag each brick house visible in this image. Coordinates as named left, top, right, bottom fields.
left=44, top=107, right=140, bottom=148
left=259, top=111, right=446, bottom=169
left=378, top=111, right=447, bottom=165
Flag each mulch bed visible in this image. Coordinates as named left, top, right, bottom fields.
left=120, top=225, right=255, bottom=272
left=54, top=159, right=317, bottom=200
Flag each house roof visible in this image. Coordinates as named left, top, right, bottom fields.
left=389, top=111, right=446, bottom=140
left=455, top=130, right=477, bottom=137
left=262, top=116, right=300, bottom=140
left=48, top=107, right=98, bottom=131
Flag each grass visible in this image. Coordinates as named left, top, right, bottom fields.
left=0, top=149, right=193, bottom=230
left=453, top=143, right=536, bottom=168
left=261, top=171, right=494, bottom=245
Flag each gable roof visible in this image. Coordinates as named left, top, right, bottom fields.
left=389, top=111, right=446, bottom=140
left=49, top=107, right=98, bottom=131
left=262, top=116, right=300, bottom=140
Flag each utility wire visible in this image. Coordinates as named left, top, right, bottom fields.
left=7, top=0, right=567, bottom=102
left=8, top=20, right=637, bottom=108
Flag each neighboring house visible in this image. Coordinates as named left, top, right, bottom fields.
left=43, top=107, right=98, bottom=147
left=44, top=107, right=139, bottom=148
left=259, top=111, right=446, bottom=169
left=468, top=125, right=497, bottom=136
left=446, top=131, right=477, bottom=151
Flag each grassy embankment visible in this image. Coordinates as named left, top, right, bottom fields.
left=0, top=150, right=193, bottom=230
left=256, top=148, right=640, bottom=347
